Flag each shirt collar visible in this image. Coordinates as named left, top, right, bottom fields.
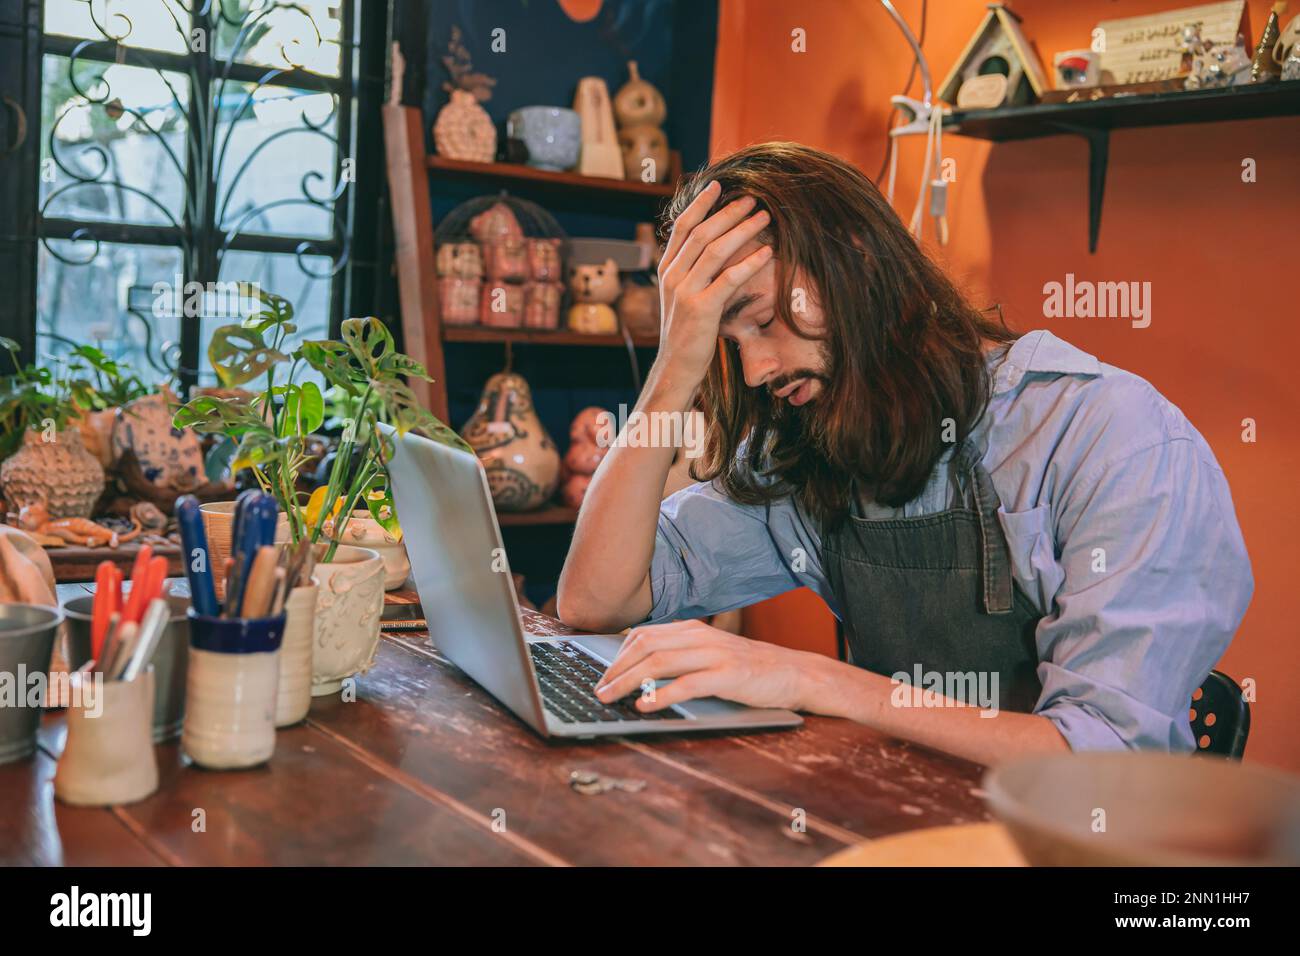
left=992, top=329, right=1101, bottom=395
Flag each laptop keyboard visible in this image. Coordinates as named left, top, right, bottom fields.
left=528, top=641, right=685, bottom=723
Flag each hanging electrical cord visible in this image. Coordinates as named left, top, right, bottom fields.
left=875, top=0, right=928, bottom=184
left=878, top=0, right=948, bottom=245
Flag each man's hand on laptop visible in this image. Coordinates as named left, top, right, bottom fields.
left=594, top=619, right=827, bottom=713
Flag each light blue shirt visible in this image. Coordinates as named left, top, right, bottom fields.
left=648, top=330, right=1253, bottom=752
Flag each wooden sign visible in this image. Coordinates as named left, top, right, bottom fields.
left=1096, top=1, right=1249, bottom=84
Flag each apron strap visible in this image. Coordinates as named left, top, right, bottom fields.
left=955, top=438, right=1014, bottom=615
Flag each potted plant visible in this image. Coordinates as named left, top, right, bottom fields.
left=60, top=344, right=151, bottom=471
left=0, top=338, right=105, bottom=519
left=174, top=292, right=467, bottom=696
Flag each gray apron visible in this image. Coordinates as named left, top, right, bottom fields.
left=819, top=437, right=1044, bottom=713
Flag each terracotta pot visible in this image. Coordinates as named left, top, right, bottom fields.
left=275, top=583, right=318, bottom=726
left=76, top=407, right=120, bottom=469
left=331, top=512, right=410, bottom=590
left=459, top=372, right=560, bottom=511
left=310, top=544, right=384, bottom=696
left=0, top=429, right=105, bottom=519
left=199, top=500, right=290, bottom=600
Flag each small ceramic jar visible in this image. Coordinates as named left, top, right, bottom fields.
left=435, top=241, right=483, bottom=278
left=55, top=668, right=159, bottom=807
left=527, top=238, right=564, bottom=281
left=182, top=611, right=285, bottom=770
left=484, top=238, right=530, bottom=282
left=311, top=545, right=385, bottom=697
left=480, top=282, right=526, bottom=328
left=439, top=276, right=482, bottom=326
left=523, top=281, right=564, bottom=330
left=275, top=583, right=318, bottom=727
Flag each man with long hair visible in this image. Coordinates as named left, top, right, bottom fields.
left=556, top=143, right=1252, bottom=766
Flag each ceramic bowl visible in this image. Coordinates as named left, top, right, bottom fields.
left=985, top=752, right=1300, bottom=866
left=507, top=106, right=581, bottom=171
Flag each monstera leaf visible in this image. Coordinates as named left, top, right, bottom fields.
left=172, top=394, right=266, bottom=436
left=208, top=324, right=289, bottom=388
left=269, top=382, right=324, bottom=438
left=241, top=289, right=297, bottom=337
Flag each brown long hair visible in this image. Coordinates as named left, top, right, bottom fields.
left=666, top=142, right=1017, bottom=529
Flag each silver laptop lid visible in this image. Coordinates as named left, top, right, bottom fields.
left=381, top=423, right=548, bottom=734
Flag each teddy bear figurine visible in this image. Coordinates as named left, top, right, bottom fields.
left=566, top=258, right=621, bottom=335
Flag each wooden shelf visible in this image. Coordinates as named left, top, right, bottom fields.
left=496, top=504, right=578, bottom=527
left=943, top=82, right=1300, bottom=252
left=427, top=154, right=680, bottom=204
left=443, top=326, right=658, bottom=349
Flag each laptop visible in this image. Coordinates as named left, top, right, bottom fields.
left=381, top=423, right=804, bottom=739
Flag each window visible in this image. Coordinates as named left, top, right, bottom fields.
left=35, top=0, right=358, bottom=390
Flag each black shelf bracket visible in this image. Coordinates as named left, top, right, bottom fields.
left=1052, top=123, right=1110, bottom=254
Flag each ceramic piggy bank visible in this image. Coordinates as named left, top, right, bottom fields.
left=567, top=258, right=621, bottom=335
left=459, top=372, right=560, bottom=512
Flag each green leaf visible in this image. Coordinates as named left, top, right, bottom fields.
left=172, top=394, right=268, bottom=436
left=299, top=339, right=361, bottom=394
left=208, top=324, right=289, bottom=387
left=341, top=317, right=394, bottom=378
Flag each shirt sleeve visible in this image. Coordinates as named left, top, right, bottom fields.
left=1031, top=438, right=1254, bottom=752
left=645, top=480, right=828, bottom=624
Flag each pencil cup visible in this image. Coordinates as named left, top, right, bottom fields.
left=0, top=604, right=63, bottom=765
left=275, top=584, right=317, bottom=728
left=182, top=611, right=285, bottom=770
left=63, top=593, right=190, bottom=742
left=54, top=667, right=159, bottom=806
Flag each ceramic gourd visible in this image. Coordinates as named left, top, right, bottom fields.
left=614, top=61, right=666, bottom=127
left=459, top=372, right=560, bottom=512
left=613, top=61, right=669, bottom=184
left=567, top=258, right=621, bottom=335
left=560, top=406, right=611, bottom=509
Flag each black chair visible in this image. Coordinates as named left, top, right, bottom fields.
left=1190, top=670, right=1250, bottom=759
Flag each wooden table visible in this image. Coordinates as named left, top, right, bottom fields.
left=1, top=586, right=993, bottom=866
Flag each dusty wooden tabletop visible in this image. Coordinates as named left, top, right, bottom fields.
left=0, top=585, right=992, bottom=866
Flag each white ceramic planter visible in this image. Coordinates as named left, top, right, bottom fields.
left=55, top=669, right=158, bottom=806
left=311, top=544, right=385, bottom=696
left=183, top=648, right=280, bottom=769
left=275, top=583, right=317, bottom=727
left=333, top=511, right=410, bottom=590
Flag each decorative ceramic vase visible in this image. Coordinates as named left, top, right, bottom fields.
left=275, top=583, right=318, bottom=726
left=111, top=392, right=205, bottom=492
left=506, top=106, right=582, bottom=171
left=433, top=89, right=497, bottom=162
left=0, top=428, right=105, bottom=519
left=55, top=668, right=158, bottom=806
left=460, top=372, right=560, bottom=512
left=311, top=544, right=385, bottom=697
left=330, top=513, right=409, bottom=590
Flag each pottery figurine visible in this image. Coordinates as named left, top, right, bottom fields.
left=460, top=372, right=560, bottom=512
left=523, top=282, right=564, bottom=330
left=469, top=201, right=524, bottom=244
left=613, top=61, right=666, bottom=127
left=439, top=276, right=482, bottom=326
left=566, top=258, right=621, bottom=335
left=480, top=282, right=526, bottom=328
left=0, top=428, right=105, bottom=519
left=435, top=241, right=484, bottom=278
left=572, top=76, right=624, bottom=179
left=483, top=237, right=530, bottom=282
left=527, top=238, right=564, bottom=281
left=617, top=279, right=660, bottom=337
left=618, top=123, right=669, bottom=183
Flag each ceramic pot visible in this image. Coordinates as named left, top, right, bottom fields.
left=199, top=500, right=290, bottom=599
left=330, top=513, right=409, bottom=590
left=182, top=611, right=285, bottom=769
left=459, top=372, right=561, bottom=511
left=55, top=668, right=158, bottom=806
left=0, top=429, right=104, bottom=519
left=275, top=583, right=317, bottom=726
left=111, top=392, right=205, bottom=492
left=310, top=544, right=384, bottom=696
left=433, top=89, right=496, bottom=163
left=63, top=593, right=189, bottom=742
left=439, top=276, right=482, bottom=326
left=76, top=407, right=120, bottom=469
left=506, top=106, right=581, bottom=171
left=0, top=603, right=62, bottom=765
left=613, top=61, right=666, bottom=127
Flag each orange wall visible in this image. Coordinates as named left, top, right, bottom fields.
left=723, top=0, right=1300, bottom=771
